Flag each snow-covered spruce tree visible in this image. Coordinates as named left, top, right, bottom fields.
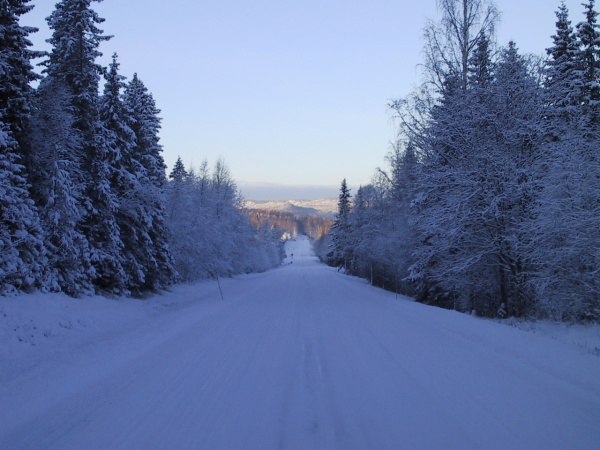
left=28, top=79, right=95, bottom=295
left=166, top=155, right=188, bottom=225
left=544, top=2, right=581, bottom=112
left=327, top=179, right=353, bottom=271
left=99, top=54, right=151, bottom=294
left=529, top=1, right=600, bottom=321
left=122, top=73, right=177, bottom=290
left=0, top=0, right=51, bottom=294
left=169, top=156, right=188, bottom=183
left=38, top=0, right=130, bottom=294
left=0, top=126, right=49, bottom=294
left=576, top=0, right=600, bottom=106
left=0, top=0, right=42, bottom=142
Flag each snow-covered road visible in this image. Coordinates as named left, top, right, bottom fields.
left=1, top=236, right=599, bottom=449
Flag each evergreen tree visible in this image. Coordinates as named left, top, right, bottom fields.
left=0, top=126, right=49, bottom=293
left=328, top=179, right=352, bottom=270
left=169, top=156, right=188, bottom=183
left=43, top=0, right=110, bottom=114
left=100, top=54, right=146, bottom=293
left=28, top=79, right=95, bottom=295
left=468, top=35, right=494, bottom=89
left=166, top=156, right=188, bottom=226
left=100, top=55, right=136, bottom=168
left=530, top=1, right=600, bottom=320
left=124, top=74, right=166, bottom=186
left=123, top=74, right=176, bottom=290
left=0, top=0, right=43, bottom=140
left=42, top=0, right=128, bottom=294
left=576, top=0, right=600, bottom=105
left=545, top=2, right=580, bottom=110
left=0, top=0, right=49, bottom=293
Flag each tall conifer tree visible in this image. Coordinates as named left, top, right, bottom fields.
left=531, top=1, right=600, bottom=320
left=0, top=0, right=49, bottom=293
left=576, top=0, right=600, bottom=105
left=123, top=74, right=176, bottom=290
left=546, top=2, right=580, bottom=110
left=38, top=0, right=127, bottom=294
left=328, top=179, right=353, bottom=270
left=99, top=54, right=146, bottom=292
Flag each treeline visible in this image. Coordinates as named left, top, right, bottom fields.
left=246, top=209, right=332, bottom=241
left=166, top=158, right=283, bottom=282
left=322, top=0, right=600, bottom=322
left=0, top=0, right=282, bottom=297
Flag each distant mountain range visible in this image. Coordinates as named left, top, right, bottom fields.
left=244, top=198, right=338, bottom=219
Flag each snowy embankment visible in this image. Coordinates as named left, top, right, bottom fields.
left=1, top=235, right=599, bottom=449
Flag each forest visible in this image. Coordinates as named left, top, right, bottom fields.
left=0, top=0, right=283, bottom=297
left=247, top=209, right=332, bottom=241
left=321, top=0, right=600, bottom=322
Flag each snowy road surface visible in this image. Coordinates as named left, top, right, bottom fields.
left=1, top=236, right=599, bottom=449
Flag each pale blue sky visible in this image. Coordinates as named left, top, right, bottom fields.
left=25, top=0, right=585, bottom=199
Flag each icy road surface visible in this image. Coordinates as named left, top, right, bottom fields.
left=1, top=236, right=599, bottom=449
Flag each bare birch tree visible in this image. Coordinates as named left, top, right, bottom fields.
left=423, top=0, right=500, bottom=91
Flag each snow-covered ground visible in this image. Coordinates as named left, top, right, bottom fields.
left=1, top=236, right=599, bottom=449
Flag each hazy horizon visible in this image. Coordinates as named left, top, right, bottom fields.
left=238, top=181, right=343, bottom=201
